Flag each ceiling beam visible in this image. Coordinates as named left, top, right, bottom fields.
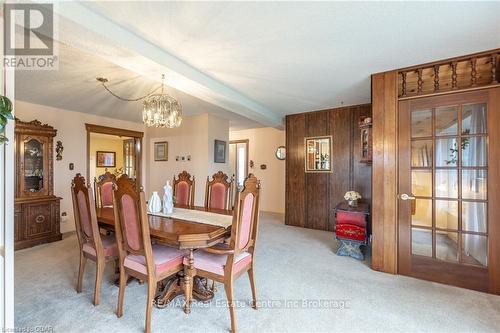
left=54, top=2, right=283, bottom=127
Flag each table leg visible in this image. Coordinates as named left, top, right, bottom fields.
left=155, top=274, right=183, bottom=308
left=183, top=249, right=194, bottom=314
left=154, top=274, right=215, bottom=309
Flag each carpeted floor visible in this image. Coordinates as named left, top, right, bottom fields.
left=14, top=213, right=500, bottom=333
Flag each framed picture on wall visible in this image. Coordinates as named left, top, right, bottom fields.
left=96, top=151, right=116, bottom=167
left=214, top=140, right=226, bottom=163
left=154, top=141, right=168, bottom=161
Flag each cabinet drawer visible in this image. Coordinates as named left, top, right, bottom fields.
left=26, top=203, right=54, bottom=238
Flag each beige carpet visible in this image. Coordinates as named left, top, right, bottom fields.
left=14, top=213, right=500, bottom=332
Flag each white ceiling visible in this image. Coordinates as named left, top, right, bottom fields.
left=15, top=1, right=500, bottom=129
left=15, top=41, right=262, bottom=130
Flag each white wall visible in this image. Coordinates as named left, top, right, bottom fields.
left=229, top=127, right=285, bottom=214
left=207, top=114, right=231, bottom=177
left=15, top=101, right=147, bottom=233
left=15, top=101, right=278, bottom=235
left=147, top=114, right=230, bottom=206
left=147, top=114, right=208, bottom=206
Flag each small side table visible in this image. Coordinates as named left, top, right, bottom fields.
left=333, top=202, right=370, bottom=260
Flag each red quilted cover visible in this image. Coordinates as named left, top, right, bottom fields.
left=336, top=224, right=366, bottom=241
left=336, top=211, right=366, bottom=227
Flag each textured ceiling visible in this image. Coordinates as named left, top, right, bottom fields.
left=15, top=42, right=263, bottom=130
left=84, top=1, right=500, bottom=112
left=15, top=1, right=500, bottom=129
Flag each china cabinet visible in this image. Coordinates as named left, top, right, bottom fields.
left=14, top=119, right=61, bottom=250
left=359, top=117, right=372, bottom=163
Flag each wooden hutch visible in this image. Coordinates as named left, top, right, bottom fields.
left=14, top=119, right=61, bottom=250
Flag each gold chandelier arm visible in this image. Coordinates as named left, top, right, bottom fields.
left=96, top=77, right=162, bottom=102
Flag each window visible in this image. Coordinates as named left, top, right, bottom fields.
left=229, top=140, right=249, bottom=187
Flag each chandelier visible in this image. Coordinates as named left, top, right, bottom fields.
left=96, top=74, right=182, bottom=128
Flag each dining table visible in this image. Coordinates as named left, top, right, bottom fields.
left=96, top=204, right=233, bottom=314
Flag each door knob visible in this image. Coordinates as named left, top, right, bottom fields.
left=399, top=193, right=416, bottom=201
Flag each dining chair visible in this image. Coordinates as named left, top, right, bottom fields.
left=203, top=171, right=234, bottom=291
left=70, top=173, right=119, bottom=306
left=173, top=170, right=195, bottom=206
left=112, top=174, right=184, bottom=333
left=94, top=171, right=117, bottom=208
left=204, top=171, right=234, bottom=210
left=184, top=174, right=261, bottom=333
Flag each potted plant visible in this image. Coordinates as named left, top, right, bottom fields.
left=344, top=191, right=362, bottom=207
left=0, top=95, right=14, bottom=144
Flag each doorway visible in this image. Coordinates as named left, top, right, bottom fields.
left=229, top=139, right=249, bottom=188
left=85, top=124, right=143, bottom=187
left=397, top=89, right=500, bottom=293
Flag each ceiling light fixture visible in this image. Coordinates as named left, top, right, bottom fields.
left=96, top=74, right=182, bottom=128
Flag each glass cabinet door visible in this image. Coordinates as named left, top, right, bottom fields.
left=21, top=137, right=48, bottom=196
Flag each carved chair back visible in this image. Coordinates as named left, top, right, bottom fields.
left=228, top=174, right=261, bottom=256
left=94, top=171, right=117, bottom=208
left=112, top=174, right=155, bottom=275
left=173, top=171, right=195, bottom=206
left=71, top=174, right=104, bottom=255
left=205, top=171, right=234, bottom=210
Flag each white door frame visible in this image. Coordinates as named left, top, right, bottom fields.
left=1, top=9, right=15, bottom=330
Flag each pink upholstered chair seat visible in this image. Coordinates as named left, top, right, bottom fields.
left=82, top=234, right=119, bottom=258
left=124, top=244, right=184, bottom=275
left=185, top=249, right=252, bottom=276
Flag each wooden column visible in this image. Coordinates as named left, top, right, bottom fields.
left=451, top=61, right=458, bottom=89
left=285, top=114, right=306, bottom=228
left=417, top=68, right=423, bottom=94
left=492, top=54, right=498, bottom=84
left=488, top=87, right=500, bottom=294
left=371, top=71, right=398, bottom=274
left=470, top=58, right=478, bottom=86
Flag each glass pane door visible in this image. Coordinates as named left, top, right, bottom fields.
left=123, top=139, right=136, bottom=177
left=410, top=103, right=488, bottom=267
left=398, top=90, right=496, bottom=294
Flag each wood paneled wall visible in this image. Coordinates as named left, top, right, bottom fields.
left=371, top=71, right=399, bottom=274
left=285, top=104, right=372, bottom=231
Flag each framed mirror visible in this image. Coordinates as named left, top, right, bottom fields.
left=304, top=136, right=332, bottom=173
left=276, top=146, right=286, bottom=160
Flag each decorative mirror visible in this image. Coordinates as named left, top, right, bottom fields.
left=276, top=146, right=286, bottom=160
left=304, top=136, right=332, bottom=173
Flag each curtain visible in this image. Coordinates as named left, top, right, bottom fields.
left=463, top=104, right=487, bottom=266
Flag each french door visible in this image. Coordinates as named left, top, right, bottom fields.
left=398, top=89, right=500, bottom=293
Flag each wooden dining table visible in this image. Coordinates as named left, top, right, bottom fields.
left=96, top=204, right=233, bottom=314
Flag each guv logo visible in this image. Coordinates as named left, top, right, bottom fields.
left=3, top=3, right=58, bottom=70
